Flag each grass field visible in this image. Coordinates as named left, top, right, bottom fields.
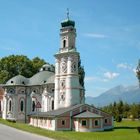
left=0, top=119, right=140, bottom=140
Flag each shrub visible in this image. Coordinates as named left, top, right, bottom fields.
left=115, top=115, right=122, bottom=122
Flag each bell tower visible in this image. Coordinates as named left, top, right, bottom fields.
left=60, top=10, right=76, bottom=53
left=54, top=12, right=84, bottom=110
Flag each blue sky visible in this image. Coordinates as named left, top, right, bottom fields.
left=0, top=0, right=140, bottom=97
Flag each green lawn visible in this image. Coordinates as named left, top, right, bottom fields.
left=0, top=119, right=140, bottom=140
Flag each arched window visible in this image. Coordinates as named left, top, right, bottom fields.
left=95, top=120, right=99, bottom=126
left=51, top=100, right=54, bottom=110
left=32, top=101, right=36, bottom=112
left=63, top=40, right=66, bottom=48
left=20, top=100, right=24, bottom=112
left=0, top=100, right=1, bottom=111
left=9, top=100, right=12, bottom=112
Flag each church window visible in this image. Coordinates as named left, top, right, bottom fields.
left=63, top=40, right=66, bottom=48
left=20, top=100, right=24, bottom=112
left=95, top=120, right=99, bottom=126
left=32, top=101, right=36, bottom=112
left=51, top=100, right=54, bottom=110
left=61, top=120, right=65, bottom=125
left=8, top=88, right=15, bottom=94
left=105, top=119, right=108, bottom=123
left=11, top=81, right=14, bottom=83
left=0, top=101, right=1, bottom=111
left=61, top=94, right=64, bottom=99
left=61, top=82, right=64, bottom=87
left=9, top=100, right=12, bottom=112
left=81, top=120, right=87, bottom=126
left=22, top=81, right=25, bottom=85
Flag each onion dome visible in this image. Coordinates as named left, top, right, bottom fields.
left=61, top=9, right=75, bottom=28
left=61, top=19, right=75, bottom=28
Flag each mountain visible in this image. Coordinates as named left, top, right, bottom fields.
left=85, top=85, right=140, bottom=107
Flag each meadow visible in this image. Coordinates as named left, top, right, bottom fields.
left=0, top=119, right=140, bottom=140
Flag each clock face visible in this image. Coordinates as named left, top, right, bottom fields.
left=61, top=62, right=67, bottom=73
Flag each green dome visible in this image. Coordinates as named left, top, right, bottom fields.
left=61, top=19, right=75, bottom=27
left=6, top=71, right=55, bottom=86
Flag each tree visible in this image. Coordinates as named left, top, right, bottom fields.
left=31, top=57, right=46, bottom=73
left=136, top=59, right=140, bottom=87
left=0, top=55, right=46, bottom=84
left=101, top=101, right=140, bottom=120
left=117, top=100, right=124, bottom=115
left=115, top=115, right=122, bottom=122
left=78, top=60, right=85, bottom=87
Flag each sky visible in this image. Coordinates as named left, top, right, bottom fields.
left=0, top=0, right=140, bottom=97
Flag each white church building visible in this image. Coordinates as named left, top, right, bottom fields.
left=0, top=15, right=113, bottom=132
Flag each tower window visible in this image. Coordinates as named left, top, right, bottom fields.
left=63, top=40, right=66, bottom=48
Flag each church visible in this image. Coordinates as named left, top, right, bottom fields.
left=0, top=15, right=113, bottom=132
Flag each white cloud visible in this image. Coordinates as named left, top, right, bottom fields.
left=117, top=63, right=136, bottom=74
left=104, top=72, right=120, bottom=79
left=85, top=76, right=110, bottom=83
left=83, top=33, right=109, bottom=39
left=117, top=63, right=129, bottom=69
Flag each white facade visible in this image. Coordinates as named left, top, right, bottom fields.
left=54, top=21, right=84, bottom=109
left=1, top=71, right=55, bottom=122
left=1, top=17, right=85, bottom=122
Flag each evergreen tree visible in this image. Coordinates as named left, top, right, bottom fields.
left=101, top=101, right=140, bottom=120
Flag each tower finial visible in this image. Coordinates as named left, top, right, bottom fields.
left=66, top=8, right=69, bottom=20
